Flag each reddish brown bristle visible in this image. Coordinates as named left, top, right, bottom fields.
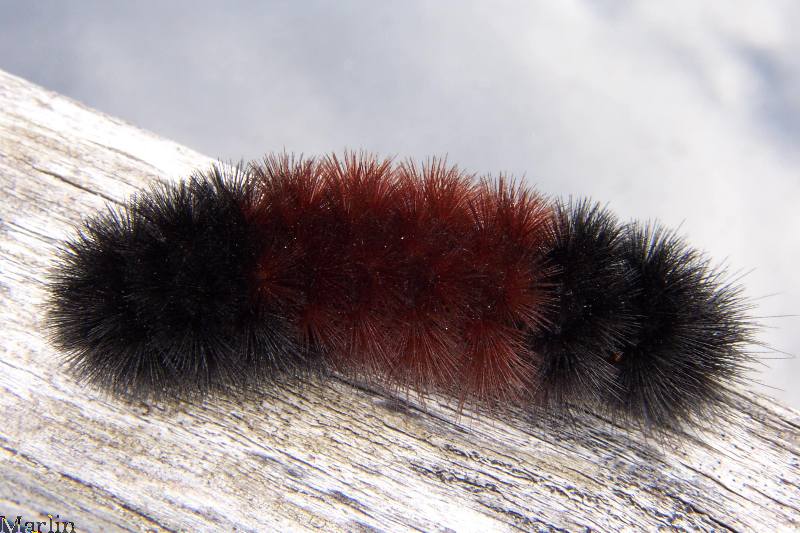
left=245, top=153, right=552, bottom=404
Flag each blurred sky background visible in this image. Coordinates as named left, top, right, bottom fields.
left=1, top=1, right=798, bottom=408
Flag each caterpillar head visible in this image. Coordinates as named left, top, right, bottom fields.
left=47, top=167, right=296, bottom=399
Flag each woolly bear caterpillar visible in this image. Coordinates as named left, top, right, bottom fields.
left=46, top=152, right=755, bottom=429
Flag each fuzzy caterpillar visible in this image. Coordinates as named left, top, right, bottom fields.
left=46, top=152, right=755, bottom=428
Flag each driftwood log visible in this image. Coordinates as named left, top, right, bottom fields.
left=0, top=69, right=798, bottom=532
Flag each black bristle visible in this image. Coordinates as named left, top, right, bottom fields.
left=46, top=165, right=305, bottom=400
left=609, top=223, right=754, bottom=427
left=528, top=200, right=637, bottom=409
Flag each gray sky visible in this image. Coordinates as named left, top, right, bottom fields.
left=2, top=1, right=798, bottom=408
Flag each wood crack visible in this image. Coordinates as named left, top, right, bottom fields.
left=30, top=165, right=122, bottom=206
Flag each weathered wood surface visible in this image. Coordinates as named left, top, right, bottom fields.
left=0, top=68, right=798, bottom=532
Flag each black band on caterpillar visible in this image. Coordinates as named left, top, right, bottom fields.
left=527, top=199, right=637, bottom=411
left=47, top=167, right=309, bottom=399
left=610, top=223, right=755, bottom=427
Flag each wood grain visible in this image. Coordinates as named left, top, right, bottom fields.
left=0, top=69, right=798, bottom=532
